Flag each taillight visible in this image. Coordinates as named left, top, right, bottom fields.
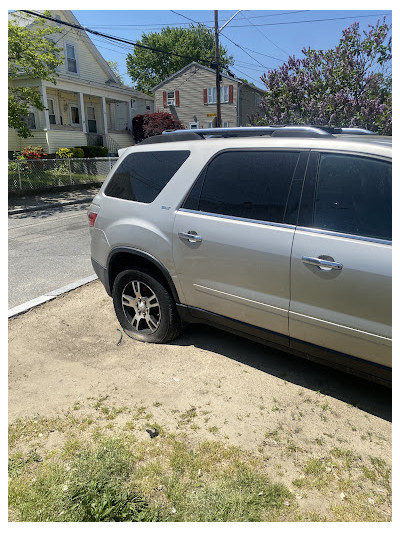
left=88, top=211, right=98, bottom=227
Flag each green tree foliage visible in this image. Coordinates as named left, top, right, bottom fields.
left=126, top=25, right=233, bottom=94
left=106, top=60, right=124, bottom=84
left=8, top=11, right=64, bottom=138
left=254, top=19, right=391, bottom=134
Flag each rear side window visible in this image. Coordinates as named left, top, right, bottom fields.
left=183, top=150, right=299, bottom=224
left=313, top=154, right=392, bottom=241
left=105, top=150, right=190, bottom=203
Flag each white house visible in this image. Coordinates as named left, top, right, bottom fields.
left=8, top=10, right=154, bottom=155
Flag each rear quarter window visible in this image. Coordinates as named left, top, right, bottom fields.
left=105, top=150, right=190, bottom=203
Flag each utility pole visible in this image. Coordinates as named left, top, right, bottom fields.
left=214, top=10, right=241, bottom=128
left=214, top=10, right=221, bottom=128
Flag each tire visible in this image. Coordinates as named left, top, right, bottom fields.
left=112, top=269, right=182, bottom=344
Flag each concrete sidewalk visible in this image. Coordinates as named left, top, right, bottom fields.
left=8, top=186, right=100, bottom=215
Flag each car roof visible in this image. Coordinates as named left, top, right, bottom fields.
left=121, top=133, right=391, bottom=160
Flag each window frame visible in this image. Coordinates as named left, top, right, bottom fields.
left=206, top=86, right=229, bottom=104
left=68, top=104, right=80, bottom=126
left=166, top=91, right=176, bottom=106
left=297, top=149, right=392, bottom=245
left=180, top=148, right=307, bottom=227
left=47, top=97, right=57, bottom=125
left=65, top=41, right=79, bottom=75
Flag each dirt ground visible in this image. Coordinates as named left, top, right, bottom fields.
left=8, top=280, right=392, bottom=519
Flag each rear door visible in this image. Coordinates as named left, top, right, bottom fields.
left=289, top=151, right=392, bottom=367
left=172, top=149, right=308, bottom=345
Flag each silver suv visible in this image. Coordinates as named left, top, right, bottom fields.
left=88, top=126, right=392, bottom=386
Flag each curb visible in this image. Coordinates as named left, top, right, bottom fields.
left=8, top=197, right=94, bottom=215
left=8, top=274, right=98, bottom=319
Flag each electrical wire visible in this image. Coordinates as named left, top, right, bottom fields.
left=21, top=10, right=215, bottom=66
left=239, top=11, right=289, bottom=57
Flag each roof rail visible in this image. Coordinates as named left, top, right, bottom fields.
left=138, top=125, right=376, bottom=145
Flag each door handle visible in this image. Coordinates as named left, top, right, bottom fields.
left=302, top=256, right=343, bottom=270
left=178, top=231, right=202, bottom=243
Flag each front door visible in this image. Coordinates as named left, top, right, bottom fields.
left=172, top=149, right=308, bottom=344
left=87, top=106, right=97, bottom=133
left=289, top=151, right=392, bottom=367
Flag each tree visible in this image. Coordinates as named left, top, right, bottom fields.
left=106, top=60, right=124, bottom=84
left=253, top=18, right=391, bottom=135
left=8, top=11, right=64, bottom=138
left=126, top=25, right=233, bottom=94
left=132, top=112, right=184, bottom=143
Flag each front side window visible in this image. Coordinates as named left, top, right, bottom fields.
left=313, top=153, right=392, bottom=241
left=183, top=150, right=300, bottom=224
left=66, top=43, right=78, bottom=73
left=206, top=86, right=229, bottom=104
left=105, top=150, right=190, bottom=203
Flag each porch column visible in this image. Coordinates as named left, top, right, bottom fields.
left=39, top=82, right=50, bottom=131
left=78, top=92, right=87, bottom=133
left=101, top=96, right=108, bottom=135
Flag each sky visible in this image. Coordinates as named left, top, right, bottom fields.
left=70, top=5, right=392, bottom=90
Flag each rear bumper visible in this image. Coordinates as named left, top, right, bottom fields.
left=91, top=258, right=111, bottom=296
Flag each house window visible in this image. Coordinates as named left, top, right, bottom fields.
left=70, top=105, right=80, bottom=125
left=23, top=112, right=36, bottom=130
left=206, top=86, right=229, bottom=104
left=47, top=98, right=56, bottom=125
left=223, top=121, right=229, bottom=128
left=189, top=122, right=199, bottom=129
left=145, top=100, right=152, bottom=110
left=167, top=91, right=175, bottom=106
left=66, top=43, right=78, bottom=74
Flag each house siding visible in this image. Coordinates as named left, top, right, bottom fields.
left=154, top=66, right=238, bottom=128
left=8, top=10, right=154, bottom=155
left=239, top=84, right=263, bottom=126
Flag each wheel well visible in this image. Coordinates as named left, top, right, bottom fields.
left=108, top=251, right=179, bottom=302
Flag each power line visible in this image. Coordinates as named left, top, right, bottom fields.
left=239, top=11, right=289, bottom=57
left=82, top=10, right=312, bottom=29
left=21, top=10, right=215, bottom=66
left=222, top=12, right=392, bottom=28
left=219, top=32, right=271, bottom=71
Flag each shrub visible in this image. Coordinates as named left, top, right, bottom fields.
left=75, top=146, right=108, bottom=158
left=17, top=145, right=47, bottom=160
left=132, top=112, right=184, bottom=143
left=70, top=147, right=84, bottom=158
left=56, top=148, right=73, bottom=159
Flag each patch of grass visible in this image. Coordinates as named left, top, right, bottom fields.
left=177, top=407, right=197, bottom=428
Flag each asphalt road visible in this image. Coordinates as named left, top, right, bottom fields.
left=8, top=202, right=94, bottom=309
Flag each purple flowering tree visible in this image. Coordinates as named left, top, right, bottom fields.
left=252, top=19, right=391, bottom=134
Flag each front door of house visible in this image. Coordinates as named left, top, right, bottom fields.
left=87, top=106, right=97, bottom=133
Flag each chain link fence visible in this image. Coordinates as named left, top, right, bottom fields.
left=8, top=157, right=118, bottom=192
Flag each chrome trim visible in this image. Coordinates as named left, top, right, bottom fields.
left=178, top=231, right=202, bottom=243
left=178, top=208, right=296, bottom=230
left=302, top=256, right=343, bottom=270
left=296, top=226, right=391, bottom=246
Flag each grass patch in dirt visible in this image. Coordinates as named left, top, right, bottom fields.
left=8, top=398, right=391, bottom=523
left=9, top=430, right=294, bottom=522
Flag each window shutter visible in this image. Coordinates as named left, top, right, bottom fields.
left=175, top=90, right=180, bottom=107
left=203, top=88, right=208, bottom=104
left=163, top=91, right=167, bottom=107
left=229, top=85, right=234, bottom=103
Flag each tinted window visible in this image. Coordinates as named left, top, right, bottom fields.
left=313, top=154, right=392, bottom=241
left=105, top=151, right=190, bottom=203
left=184, top=151, right=299, bottom=223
